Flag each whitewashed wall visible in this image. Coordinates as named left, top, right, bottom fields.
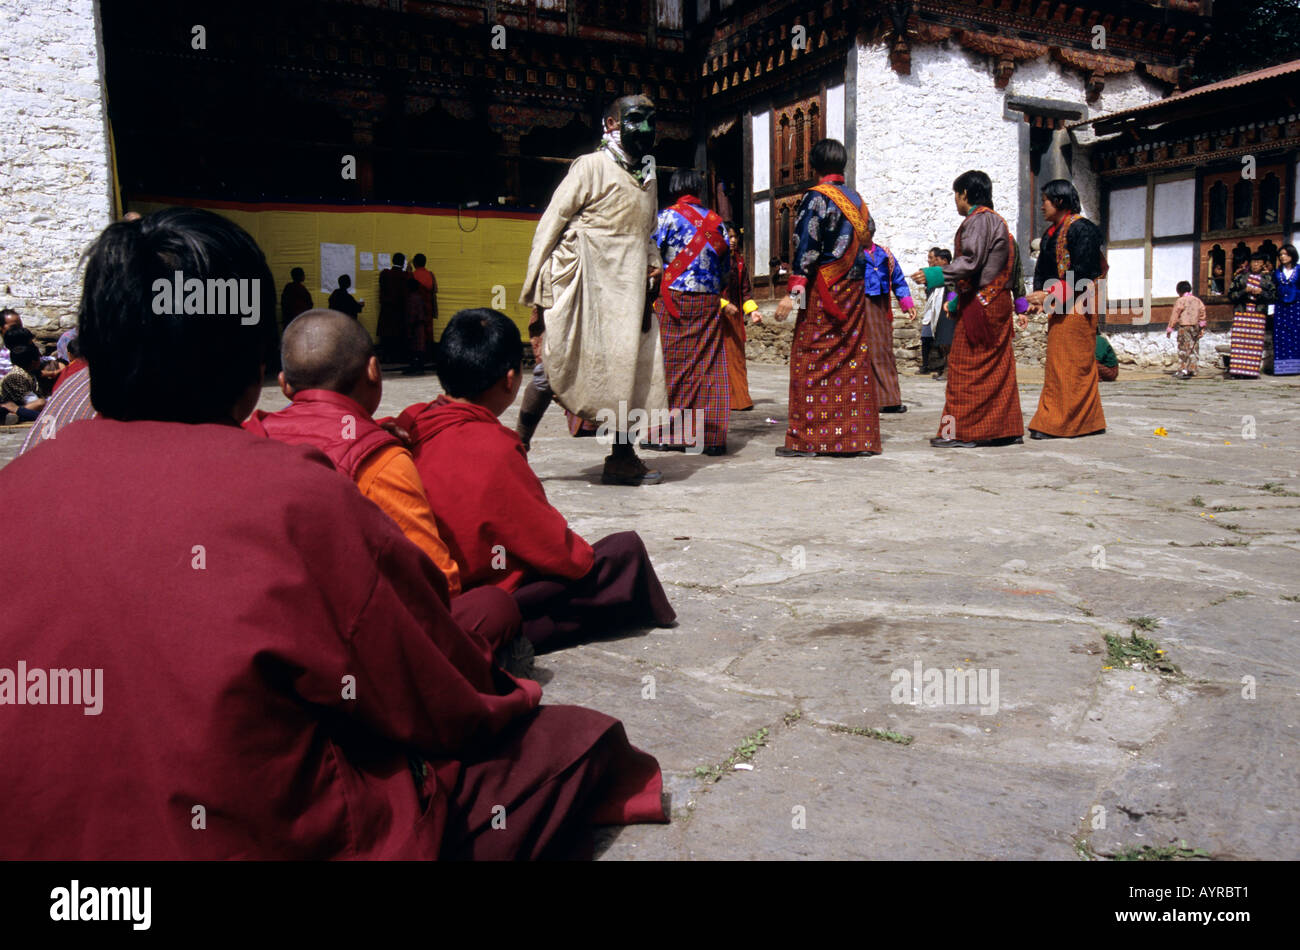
left=852, top=41, right=1164, bottom=277
left=0, top=0, right=114, bottom=329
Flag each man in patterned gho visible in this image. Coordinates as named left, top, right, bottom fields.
left=1026, top=178, right=1106, bottom=439
left=931, top=169, right=1024, bottom=449
left=718, top=220, right=759, bottom=411
left=643, top=168, right=731, bottom=455
left=773, top=138, right=881, bottom=458
left=519, top=94, right=669, bottom=485
left=859, top=215, right=915, bottom=414
left=1227, top=252, right=1276, bottom=378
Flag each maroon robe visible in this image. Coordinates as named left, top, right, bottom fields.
left=398, top=396, right=677, bottom=650
left=378, top=265, right=408, bottom=350
left=0, top=418, right=665, bottom=859
left=281, top=281, right=313, bottom=327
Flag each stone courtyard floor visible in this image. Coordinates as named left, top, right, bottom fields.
left=3, top=362, right=1297, bottom=860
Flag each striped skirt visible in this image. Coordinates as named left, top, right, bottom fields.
left=651, top=288, right=729, bottom=449
left=863, top=293, right=902, bottom=408
left=936, top=289, right=1023, bottom=442
left=785, top=276, right=881, bottom=454
left=1229, top=308, right=1266, bottom=378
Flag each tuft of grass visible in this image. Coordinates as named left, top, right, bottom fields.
left=1282, top=594, right=1300, bottom=603
left=1085, top=521, right=1096, bottom=528
left=1209, top=589, right=1250, bottom=606
left=1211, top=505, right=1246, bottom=512
left=1106, top=627, right=1181, bottom=676
left=1128, top=616, right=1161, bottom=632
left=783, top=709, right=803, bottom=727
left=1189, top=495, right=1206, bottom=507
left=1113, top=841, right=1211, bottom=861
left=1258, top=482, right=1300, bottom=497
left=827, top=723, right=914, bottom=745
left=1206, top=479, right=1225, bottom=485
left=693, top=727, right=770, bottom=783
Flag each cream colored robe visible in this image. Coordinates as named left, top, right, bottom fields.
left=520, top=149, right=668, bottom=425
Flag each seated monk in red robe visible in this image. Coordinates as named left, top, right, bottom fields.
left=242, top=308, right=530, bottom=670
left=398, top=308, right=677, bottom=651
left=0, top=209, right=666, bottom=860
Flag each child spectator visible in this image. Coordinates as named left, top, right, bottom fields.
left=398, top=307, right=677, bottom=651
left=1, top=342, right=46, bottom=423
left=1095, top=333, right=1119, bottom=381
left=327, top=274, right=363, bottom=319
left=243, top=308, right=535, bottom=671
left=1166, top=279, right=1207, bottom=379
left=911, top=247, right=952, bottom=375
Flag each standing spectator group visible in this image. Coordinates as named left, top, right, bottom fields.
left=279, top=251, right=440, bottom=377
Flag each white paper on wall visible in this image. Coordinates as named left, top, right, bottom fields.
left=377, top=253, right=392, bottom=270
left=752, top=111, right=770, bottom=194
left=826, top=84, right=845, bottom=144
left=1106, top=246, right=1146, bottom=303
left=1152, top=242, right=1195, bottom=298
left=359, top=252, right=375, bottom=271
left=1153, top=178, right=1195, bottom=237
left=1108, top=186, right=1146, bottom=242
left=753, top=199, right=770, bottom=276
left=320, top=243, right=356, bottom=294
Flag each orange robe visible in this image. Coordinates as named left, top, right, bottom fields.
left=356, top=443, right=462, bottom=597
left=719, top=248, right=756, bottom=411
left=1029, top=215, right=1106, bottom=437
left=1029, top=309, right=1106, bottom=437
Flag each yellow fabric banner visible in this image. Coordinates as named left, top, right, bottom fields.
left=130, top=199, right=540, bottom=341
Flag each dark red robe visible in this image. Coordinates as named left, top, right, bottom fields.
left=0, top=418, right=665, bottom=859
left=398, top=397, right=676, bottom=650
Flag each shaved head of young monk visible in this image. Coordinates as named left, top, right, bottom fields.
left=279, top=308, right=383, bottom=414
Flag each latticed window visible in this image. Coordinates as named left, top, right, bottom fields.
left=1207, top=180, right=1227, bottom=231
left=1260, top=173, right=1281, bottom=225
left=1233, top=179, right=1253, bottom=228
left=793, top=110, right=804, bottom=173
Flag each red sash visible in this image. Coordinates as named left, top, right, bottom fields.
left=659, top=197, right=726, bottom=318
left=808, top=183, right=869, bottom=320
